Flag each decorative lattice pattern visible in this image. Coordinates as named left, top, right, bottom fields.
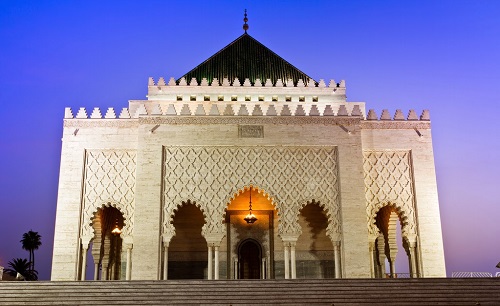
left=363, top=150, right=417, bottom=238
left=162, top=146, right=340, bottom=239
left=82, top=150, right=136, bottom=238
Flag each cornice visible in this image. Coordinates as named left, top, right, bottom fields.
left=361, top=120, right=431, bottom=130
left=139, top=116, right=362, bottom=126
left=64, top=119, right=139, bottom=128
left=63, top=116, right=430, bottom=129
left=64, top=116, right=363, bottom=127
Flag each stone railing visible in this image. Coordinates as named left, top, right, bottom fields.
left=385, top=273, right=417, bottom=278
left=451, top=272, right=494, bottom=278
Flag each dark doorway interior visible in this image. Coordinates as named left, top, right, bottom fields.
left=239, top=240, right=261, bottom=279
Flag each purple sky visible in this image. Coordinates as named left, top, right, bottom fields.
left=1, top=1, right=499, bottom=280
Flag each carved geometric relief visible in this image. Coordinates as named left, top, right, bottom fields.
left=162, top=146, right=340, bottom=240
left=82, top=150, right=136, bottom=238
left=363, top=150, right=417, bottom=238
left=238, top=125, right=264, bottom=138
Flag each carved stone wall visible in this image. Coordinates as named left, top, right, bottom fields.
left=162, top=146, right=340, bottom=240
left=363, top=150, right=417, bottom=239
left=82, top=150, right=137, bottom=239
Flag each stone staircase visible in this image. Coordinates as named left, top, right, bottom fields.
left=1, top=278, right=500, bottom=305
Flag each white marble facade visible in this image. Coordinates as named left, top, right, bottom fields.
left=51, top=75, right=446, bottom=281
left=51, top=26, right=446, bottom=280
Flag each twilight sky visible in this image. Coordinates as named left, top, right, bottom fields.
left=1, top=1, right=499, bottom=280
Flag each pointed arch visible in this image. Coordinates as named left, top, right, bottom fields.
left=368, top=201, right=416, bottom=239
left=224, top=185, right=279, bottom=217
left=164, top=199, right=208, bottom=240
left=296, top=199, right=337, bottom=278
left=86, top=200, right=130, bottom=240
left=371, top=203, right=417, bottom=278
left=298, top=199, right=340, bottom=241
left=170, top=199, right=207, bottom=223
left=85, top=204, right=126, bottom=281
left=168, top=200, right=208, bottom=279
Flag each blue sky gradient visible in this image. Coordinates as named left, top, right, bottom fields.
left=1, top=1, right=499, bottom=279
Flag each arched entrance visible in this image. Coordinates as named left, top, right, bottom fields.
left=225, top=186, right=276, bottom=279
left=238, top=239, right=261, bottom=279
left=373, top=205, right=414, bottom=278
left=297, top=202, right=335, bottom=278
left=88, top=206, right=125, bottom=280
left=168, top=201, right=207, bottom=279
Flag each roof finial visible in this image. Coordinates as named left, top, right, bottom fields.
left=243, top=9, right=249, bottom=33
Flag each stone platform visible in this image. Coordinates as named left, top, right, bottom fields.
left=1, top=278, right=500, bottom=305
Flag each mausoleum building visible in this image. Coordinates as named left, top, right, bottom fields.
left=51, top=23, right=446, bottom=281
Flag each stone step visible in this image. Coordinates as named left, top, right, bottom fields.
left=1, top=278, right=499, bottom=305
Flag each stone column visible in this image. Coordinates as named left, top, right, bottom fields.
left=207, top=244, right=213, bottom=280
left=267, top=252, right=271, bottom=279
left=389, top=260, right=396, bottom=278
left=290, top=242, right=297, bottom=279
left=368, top=240, right=376, bottom=278
left=81, top=246, right=88, bottom=281
left=163, top=246, right=169, bottom=280
left=162, top=234, right=173, bottom=280
left=261, top=258, right=266, bottom=279
left=406, top=235, right=418, bottom=278
left=110, top=259, right=115, bottom=280
left=281, top=234, right=300, bottom=280
left=284, top=243, right=290, bottom=279
left=233, top=257, right=238, bottom=279
left=122, top=236, right=133, bottom=281
left=102, top=234, right=110, bottom=280
left=333, top=241, right=341, bottom=279
left=91, top=218, right=103, bottom=280
left=214, top=246, right=220, bottom=280
left=387, top=212, right=399, bottom=278
left=417, top=245, right=424, bottom=277
left=93, top=263, right=99, bottom=280
left=80, top=236, right=91, bottom=281
left=377, top=234, right=386, bottom=278
left=328, top=233, right=342, bottom=279
left=203, top=233, right=225, bottom=280
left=125, top=247, right=132, bottom=280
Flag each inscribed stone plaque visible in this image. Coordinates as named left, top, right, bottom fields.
left=238, top=125, right=264, bottom=138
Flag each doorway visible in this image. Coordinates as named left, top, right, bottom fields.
left=239, top=239, right=261, bottom=279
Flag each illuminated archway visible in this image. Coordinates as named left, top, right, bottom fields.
left=225, top=186, right=276, bottom=279
left=82, top=205, right=125, bottom=280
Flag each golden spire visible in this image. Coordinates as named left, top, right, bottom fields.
left=243, top=9, right=249, bottom=33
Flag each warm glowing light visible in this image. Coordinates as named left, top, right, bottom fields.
left=111, top=224, right=122, bottom=235
left=244, top=186, right=257, bottom=224
left=244, top=211, right=257, bottom=224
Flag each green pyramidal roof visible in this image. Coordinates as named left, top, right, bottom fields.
left=179, top=33, right=314, bottom=86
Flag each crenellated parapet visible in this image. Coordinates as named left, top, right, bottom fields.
left=361, top=109, right=431, bottom=130
left=365, top=109, right=430, bottom=121
left=65, top=105, right=429, bottom=122
left=146, top=77, right=347, bottom=104
left=64, top=103, right=365, bottom=119
left=148, top=77, right=344, bottom=88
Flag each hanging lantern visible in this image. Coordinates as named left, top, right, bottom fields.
left=244, top=186, right=258, bottom=224
left=111, top=220, right=122, bottom=235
